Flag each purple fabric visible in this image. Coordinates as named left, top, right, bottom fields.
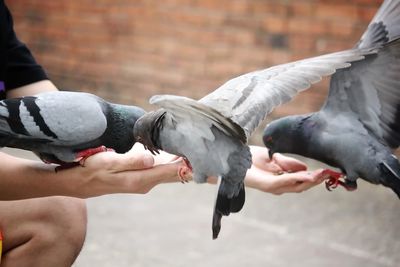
left=0, top=81, right=4, bottom=92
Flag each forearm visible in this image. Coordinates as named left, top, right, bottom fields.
left=6, top=80, right=58, bottom=98
left=0, top=153, right=108, bottom=200
left=0, top=152, right=182, bottom=200
left=0, top=153, right=63, bottom=200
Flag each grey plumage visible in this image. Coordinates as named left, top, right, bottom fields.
left=0, top=91, right=145, bottom=164
left=263, top=0, right=400, bottom=197
left=133, top=27, right=378, bottom=238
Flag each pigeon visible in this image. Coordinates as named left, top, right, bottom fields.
left=133, top=39, right=379, bottom=237
left=0, top=90, right=145, bottom=166
left=263, top=0, right=400, bottom=197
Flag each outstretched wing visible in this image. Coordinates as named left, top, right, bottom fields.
left=356, top=0, right=400, bottom=49
left=0, top=91, right=108, bottom=146
left=323, top=40, right=400, bottom=148
left=199, top=48, right=374, bottom=138
left=323, top=0, right=400, bottom=149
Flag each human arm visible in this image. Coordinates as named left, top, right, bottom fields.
left=1, top=81, right=189, bottom=200
left=243, top=146, right=327, bottom=195
left=154, top=145, right=327, bottom=194
left=6, top=79, right=58, bottom=98
left=0, top=149, right=188, bottom=200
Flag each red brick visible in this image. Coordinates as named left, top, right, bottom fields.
left=7, top=0, right=377, bottom=117
left=352, top=0, right=383, bottom=5
left=358, top=6, right=379, bottom=23
left=327, top=21, right=357, bottom=37
left=249, top=1, right=289, bottom=17
left=289, top=2, right=314, bottom=17
left=289, top=34, right=316, bottom=53
left=315, top=3, right=358, bottom=21
left=288, top=18, right=328, bottom=35
left=262, top=16, right=288, bottom=34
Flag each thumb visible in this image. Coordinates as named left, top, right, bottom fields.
left=273, top=153, right=307, bottom=172
left=113, top=152, right=155, bottom=171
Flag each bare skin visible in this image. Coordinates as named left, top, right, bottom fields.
left=203, top=146, right=327, bottom=195
left=245, top=146, right=327, bottom=195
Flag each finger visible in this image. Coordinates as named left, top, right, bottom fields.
left=293, top=181, right=320, bottom=192
left=114, top=162, right=182, bottom=193
left=272, top=171, right=314, bottom=186
left=310, top=169, right=331, bottom=183
left=273, top=180, right=320, bottom=194
left=169, top=155, right=183, bottom=164
left=109, top=152, right=155, bottom=172
left=273, top=153, right=307, bottom=172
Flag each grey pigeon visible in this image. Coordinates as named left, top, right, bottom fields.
left=263, top=0, right=400, bottom=197
left=133, top=43, right=378, bottom=237
left=0, top=91, right=145, bottom=166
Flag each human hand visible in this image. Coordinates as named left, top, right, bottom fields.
left=244, top=146, right=328, bottom=195
left=60, top=149, right=192, bottom=197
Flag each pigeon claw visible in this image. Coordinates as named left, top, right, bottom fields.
left=322, top=169, right=344, bottom=191
left=77, top=145, right=115, bottom=166
left=178, top=157, right=193, bottom=183
left=322, top=169, right=356, bottom=192
left=178, top=166, right=191, bottom=183
left=325, top=177, right=344, bottom=191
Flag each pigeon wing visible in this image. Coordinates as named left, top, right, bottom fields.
left=150, top=95, right=247, bottom=143
left=322, top=39, right=400, bottom=149
left=356, top=0, right=400, bottom=49
left=0, top=91, right=108, bottom=146
left=199, top=48, right=374, bottom=138
left=323, top=0, right=400, bottom=149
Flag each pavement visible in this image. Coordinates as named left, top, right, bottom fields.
left=4, top=148, right=400, bottom=267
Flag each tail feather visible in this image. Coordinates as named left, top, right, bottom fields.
left=212, top=211, right=222, bottom=240
left=212, top=182, right=245, bottom=239
left=215, top=182, right=245, bottom=215
left=380, top=156, right=400, bottom=198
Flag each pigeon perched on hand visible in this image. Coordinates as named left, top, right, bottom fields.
left=133, top=40, right=377, bottom=237
left=263, top=0, right=400, bottom=197
left=0, top=91, right=145, bottom=167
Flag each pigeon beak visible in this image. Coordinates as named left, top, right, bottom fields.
left=268, top=149, right=274, bottom=160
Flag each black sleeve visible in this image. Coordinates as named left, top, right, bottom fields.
left=0, top=0, right=48, bottom=93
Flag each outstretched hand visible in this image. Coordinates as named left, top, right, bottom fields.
left=245, top=146, right=328, bottom=195
left=75, top=144, right=325, bottom=198
left=61, top=148, right=192, bottom=197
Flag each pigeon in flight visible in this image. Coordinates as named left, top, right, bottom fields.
left=263, top=0, right=400, bottom=197
left=133, top=40, right=378, bottom=237
left=0, top=91, right=145, bottom=166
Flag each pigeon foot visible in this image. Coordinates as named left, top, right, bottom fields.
left=323, top=169, right=356, bottom=191
left=178, top=157, right=192, bottom=183
left=77, top=145, right=115, bottom=166
left=323, top=169, right=344, bottom=191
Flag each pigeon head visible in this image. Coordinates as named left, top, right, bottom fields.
left=263, top=116, right=304, bottom=158
left=133, top=109, right=166, bottom=155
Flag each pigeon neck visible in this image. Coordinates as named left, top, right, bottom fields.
left=149, top=110, right=166, bottom=152
left=279, top=114, right=314, bottom=155
left=289, top=113, right=319, bottom=155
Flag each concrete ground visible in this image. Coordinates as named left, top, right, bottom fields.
left=4, top=148, right=400, bottom=267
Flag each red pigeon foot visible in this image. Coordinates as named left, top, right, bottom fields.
left=77, top=145, right=115, bottom=166
left=323, top=169, right=357, bottom=191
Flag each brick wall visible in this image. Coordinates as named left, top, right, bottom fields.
left=7, top=0, right=382, bottom=143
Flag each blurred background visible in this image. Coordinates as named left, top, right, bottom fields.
left=8, top=0, right=383, bottom=130
left=6, top=0, right=400, bottom=266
